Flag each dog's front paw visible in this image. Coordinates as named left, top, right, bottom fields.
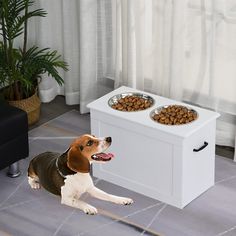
left=114, top=197, right=134, bottom=205
left=82, top=205, right=98, bottom=215
left=31, top=183, right=41, bottom=189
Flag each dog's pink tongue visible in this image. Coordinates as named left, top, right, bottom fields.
left=107, top=153, right=114, bottom=158
left=98, top=153, right=114, bottom=160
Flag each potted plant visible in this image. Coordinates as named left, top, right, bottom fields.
left=0, top=0, right=68, bottom=125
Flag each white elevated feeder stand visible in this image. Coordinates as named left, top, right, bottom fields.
left=87, top=86, right=220, bottom=208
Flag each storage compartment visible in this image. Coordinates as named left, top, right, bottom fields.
left=95, top=121, right=173, bottom=196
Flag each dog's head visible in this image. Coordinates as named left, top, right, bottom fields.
left=67, top=134, right=114, bottom=173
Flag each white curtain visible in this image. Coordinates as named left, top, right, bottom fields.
left=114, top=0, right=236, bottom=157
left=32, top=0, right=80, bottom=105
left=114, top=0, right=186, bottom=101
left=29, top=0, right=113, bottom=113
left=79, top=0, right=114, bottom=113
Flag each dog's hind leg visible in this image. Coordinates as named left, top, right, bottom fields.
left=28, top=161, right=41, bottom=189
left=28, top=176, right=41, bottom=189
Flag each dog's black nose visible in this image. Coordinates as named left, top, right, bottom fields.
left=105, top=137, right=112, bottom=143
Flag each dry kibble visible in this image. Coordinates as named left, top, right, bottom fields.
left=111, top=95, right=153, bottom=112
left=152, top=105, right=197, bottom=125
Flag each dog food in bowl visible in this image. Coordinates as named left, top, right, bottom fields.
left=150, top=105, right=198, bottom=125
left=108, top=93, right=154, bottom=112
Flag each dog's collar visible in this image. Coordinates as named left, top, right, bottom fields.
left=56, top=157, right=67, bottom=179
left=56, top=149, right=77, bottom=178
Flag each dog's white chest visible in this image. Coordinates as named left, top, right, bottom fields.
left=62, top=173, right=93, bottom=195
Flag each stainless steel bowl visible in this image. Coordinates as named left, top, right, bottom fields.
left=150, top=105, right=198, bottom=125
left=108, top=92, right=155, bottom=112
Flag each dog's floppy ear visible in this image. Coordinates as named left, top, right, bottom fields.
left=67, top=147, right=90, bottom=173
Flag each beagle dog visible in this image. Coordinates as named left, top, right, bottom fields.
left=28, top=134, right=133, bottom=214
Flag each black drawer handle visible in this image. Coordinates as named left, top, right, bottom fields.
left=193, top=141, right=208, bottom=152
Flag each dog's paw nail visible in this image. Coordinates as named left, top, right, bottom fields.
left=124, top=198, right=134, bottom=205
left=83, top=206, right=98, bottom=215
left=115, top=197, right=134, bottom=205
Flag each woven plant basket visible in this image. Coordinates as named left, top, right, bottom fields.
left=8, top=92, right=41, bottom=126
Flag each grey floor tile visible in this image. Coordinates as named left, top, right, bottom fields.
left=0, top=178, right=21, bottom=206
left=69, top=180, right=164, bottom=236
left=0, top=163, right=30, bottom=207
left=81, top=220, right=148, bottom=236
left=54, top=180, right=162, bottom=236
left=215, top=155, right=236, bottom=183
left=1, top=110, right=236, bottom=236
left=0, top=198, right=74, bottom=236
left=29, top=96, right=79, bottom=130
left=220, top=228, right=236, bottom=236
left=29, top=110, right=90, bottom=138
left=147, top=178, right=236, bottom=236
left=0, top=179, right=45, bottom=210
left=28, top=138, right=75, bottom=160
left=51, top=110, right=90, bottom=133
left=0, top=167, right=25, bottom=185
left=85, top=180, right=161, bottom=218
left=29, top=124, right=78, bottom=139
left=54, top=211, right=114, bottom=236
left=126, top=203, right=165, bottom=233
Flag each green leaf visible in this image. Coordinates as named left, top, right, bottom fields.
left=0, top=0, right=68, bottom=99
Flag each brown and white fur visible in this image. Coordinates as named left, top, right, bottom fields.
left=28, top=134, right=133, bottom=215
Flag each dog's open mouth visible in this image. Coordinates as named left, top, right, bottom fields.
left=91, top=153, right=114, bottom=162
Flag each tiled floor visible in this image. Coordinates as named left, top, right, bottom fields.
left=1, top=110, right=236, bottom=236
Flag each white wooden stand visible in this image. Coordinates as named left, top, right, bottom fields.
left=87, top=86, right=220, bottom=208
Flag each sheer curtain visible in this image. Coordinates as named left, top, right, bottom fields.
left=33, top=0, right=80, bottom=105
left=79, top=0, right=114, bottom=113
left=29, top=0, right=113, bottom=113
left=114, top=0, right=186, bottom=101
left=113, top=0, right=236, bottom=158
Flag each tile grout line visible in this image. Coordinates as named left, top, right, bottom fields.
left=215, top=225, right=236, bottom=236
left=53, top=209, right=76, bottom=236
left=140, top=204, right=167, bottom=236
left=215, top=175, right=236, bottom=184
left=28, top=109, right=79, bottom=135
left=30, top=123, right=86, bottom=138
left=78, top=202, right=164, bottom=236
left=0, top=197, right=44, bottom=211
left=216, top=155, right=236, bottom=163
left=43, top=123, right=89, bottom=136
left=28, top=109, right=88, bottom=138
left=0, top=179, right=26, bottom=208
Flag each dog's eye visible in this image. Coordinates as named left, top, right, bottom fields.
left=86, top=140, right=94, bottom=146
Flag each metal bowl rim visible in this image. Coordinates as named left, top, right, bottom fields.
left=150, top=104, right=199, bottom=125
left=108, top=92, right=155, bottom=112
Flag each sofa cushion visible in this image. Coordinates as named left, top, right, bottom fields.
left=0, top=103, right=28, bottom=144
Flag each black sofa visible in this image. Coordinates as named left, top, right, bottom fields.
left=0, top=101, right=29, bottom=177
